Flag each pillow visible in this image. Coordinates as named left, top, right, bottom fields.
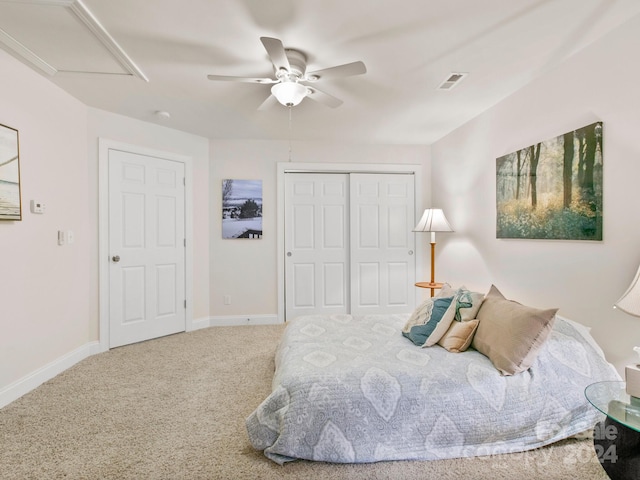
left=436, top=283, right=455, bottom=298
left=472, top=285, right=558, bottom=375
left=438, top=319, right=479, bottom=353
left=422, top=299, right=458, bottom=347
left=453, top=288, right=485, bottom=321
left=402, top=296, right=454, bottom=346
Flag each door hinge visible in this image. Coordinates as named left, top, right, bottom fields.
left=184, top=300, right=187, bottom=309
left=184, top=238, right=186, bottom=247
left=183, top=177, right=186, bottom=186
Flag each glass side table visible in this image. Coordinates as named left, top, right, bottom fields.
left=585, top=381, right=640, bottom=480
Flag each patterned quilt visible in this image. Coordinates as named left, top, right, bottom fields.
left=246, top=313, right=620, bottom=464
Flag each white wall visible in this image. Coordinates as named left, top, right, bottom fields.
left=0, top=47, right=211, bottom=405
left=431, top=14, right=640, bottom=371
left=209, top=140, right=431, bottom=319
left=0, top=49, right=92, bottom=390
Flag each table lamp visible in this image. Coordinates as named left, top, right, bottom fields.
left=413, top=208, right=453, bottom=295
left=614, top=263, right=640, bottom=401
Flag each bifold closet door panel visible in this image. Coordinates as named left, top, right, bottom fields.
left=285, top=173, right=349, bottom=320
left=350, top=173, right=415, bottom=315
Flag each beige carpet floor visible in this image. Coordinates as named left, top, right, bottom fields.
left=0, top=324, right=609, bottom=479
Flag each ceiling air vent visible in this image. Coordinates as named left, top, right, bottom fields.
left=438, top=72, right=468, bottom=90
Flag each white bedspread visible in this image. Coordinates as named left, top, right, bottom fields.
left=246, top=313, right=619, bottom=464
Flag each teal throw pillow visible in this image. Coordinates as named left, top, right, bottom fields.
left=402, top=296, right=454, bottom=346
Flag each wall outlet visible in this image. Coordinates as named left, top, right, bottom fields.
left=224, top=295, right=231, bottom=305
left=57, top=230, right=65, bottom=246
left=67, top=230, right=75, bottom=244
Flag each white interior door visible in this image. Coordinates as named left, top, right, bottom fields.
left=285, top=173, right=349, bottom=320
left=108, top=149, right=186, bottom=348
left=350, top=173, right=415, bottom=315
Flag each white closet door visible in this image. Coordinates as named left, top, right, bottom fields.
left=285, top=173, right=349, bottom=320
left=350, top=173, right=415, bottom=315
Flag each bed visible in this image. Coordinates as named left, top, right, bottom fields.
left=246, top=288, right=620, bottom=465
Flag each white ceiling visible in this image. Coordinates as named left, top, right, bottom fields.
left=1, top=0, right=639, bottom=145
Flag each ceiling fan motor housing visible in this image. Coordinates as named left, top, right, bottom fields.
left=283, top=49, right=307, bottom=78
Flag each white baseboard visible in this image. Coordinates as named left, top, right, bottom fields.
left=0, top=341, right=101, bottom=409
left=207, top=314, right=281, bottom=327
left=189, top=316, right=214, bottom=331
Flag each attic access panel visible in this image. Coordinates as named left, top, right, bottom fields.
left=0, top=0, right=146, bottom=79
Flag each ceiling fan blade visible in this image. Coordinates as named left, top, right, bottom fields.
left=305, top=61, right=366, bottom=81
left=207, top=74, right=276, bottom=84
left=260, top=37, right=291, bottom=73
left=257, top=94, right=279, bottom=111
left=305, top=87, right=343, bottom=108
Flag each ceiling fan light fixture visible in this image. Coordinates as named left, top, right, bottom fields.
left=271, top=81, right=308, bottom=107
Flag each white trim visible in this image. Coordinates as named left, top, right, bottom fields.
left=0, top=0, right=148, bottom=81
left=0, top=341, right=100, bottom=409
left=98, top=139, right=194, bottom=351
left=277, top=162, right=425, bottom=323
left=190, top=316, right=213, bottom=331
left=67, top=0, right=148, bottom=80
left=195, top=315, right=282, bottom=328
left=0, top=28, right=57, bottom=76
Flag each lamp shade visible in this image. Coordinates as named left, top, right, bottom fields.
left=413, top=208, right=453, bottom=233
left=615, top=263, right=640, bottom=317
left=271, top=81, right=308, bottom=107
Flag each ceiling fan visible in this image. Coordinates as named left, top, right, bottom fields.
left=207, top=37, right=366, bottom=109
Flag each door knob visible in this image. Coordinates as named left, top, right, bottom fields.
left=287, top=252, right=292, bottom=257
left=408, top=250, right=414, bottom=255
left=112, top=255, right=120, bottom=263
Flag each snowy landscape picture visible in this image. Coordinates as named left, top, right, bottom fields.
left=222, top=179, right=262, bottom=239
left=0, top=124, right=21, bottom=221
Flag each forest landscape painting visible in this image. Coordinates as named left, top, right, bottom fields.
left=222, top=179, right=263, bottom=239
left=0, top=123, right=21, bottom=221
left=496, top=121, right=603, bottom=240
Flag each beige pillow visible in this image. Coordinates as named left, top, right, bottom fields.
left=438, top=319, right=479, bottom=353
left=436, top=283, right=455, bottom=298
left=472, top=285, right=558, bottom=375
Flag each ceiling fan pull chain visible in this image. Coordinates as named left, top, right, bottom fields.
left=288, top=106, right=293, bottom=162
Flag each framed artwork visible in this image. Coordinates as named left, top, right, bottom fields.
left=496, top=121, right=603, bottom=240
left=222, top=179, right=262, bottom=239
left=0, top=123, right=22, bottom=221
